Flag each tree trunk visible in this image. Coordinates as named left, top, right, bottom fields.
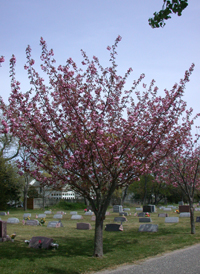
left=189, top=203, right=195, bottom=234
left=93, top=215, right=104, bottom=257
left=24, top=185, right=28, bottom=211
left=143, top=176, right=147, bottom=205
left=122, top=185, right=128, bottom=206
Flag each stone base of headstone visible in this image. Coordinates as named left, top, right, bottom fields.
left=139, top=224, right=158, bottom=232
left=29, top=236, right=53, bottom=249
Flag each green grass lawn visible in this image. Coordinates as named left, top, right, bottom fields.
left=1, top=205, right=200, bottom=274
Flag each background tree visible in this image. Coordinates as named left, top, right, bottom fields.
left=149, top=0, right=188, bottom=28
left=0, top=37, right=194, bottom=256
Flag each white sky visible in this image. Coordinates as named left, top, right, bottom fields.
left=0, top=1, right=199, bottom=129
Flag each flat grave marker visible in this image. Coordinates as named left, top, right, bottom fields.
left=136, top=208, right=143, bottom=211
left=158, top=213, right=169, bottom=217
left=179, top=212, right=190, bottom=217
left=165, top=217, right=179, bottom=223
left=53, top=214, right=63, bottom=219
left=84, top=211, right=94, bottom=216
left=44, top=211, right=52, bottom=214
left=38, top=214, right=46, bottom=218
left=196, top=217, right=200, bottom=222
left=0, top=212, right=7, bottom=216
left=71, top=215, right=83, bottom=220
left=56, top=211, right=65, bottom=215
left=139, top=224, right=158, bottom=232
left=139, top=218, right=152, bottom=223
left=195, top=208, right=200, bottom=211
left=47, top=221, right=63, bottom=228
left=76, top=223, right=92, bottom=230
left=23, top=213, right=31, bottom=218
left=119, top=212, right=128, bottom=216
left=25, top=220, right=39, bottom=226
left=137, top=212, right=146, bottom=217
left=124, top=208, right=130, bottom=211
left=7, top=218, right=20, bottom=224
left=163, top=208, right=171, bottom=211
left=114, top=217, right=127, bottom=223
left=105, top=224, right=123, bottom=231
left=70, top=211, right=77, bottom=215
left=29, top=236, right=53, bottom=249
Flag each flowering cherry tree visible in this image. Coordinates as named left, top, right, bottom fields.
left=0, top=36, right=195, bottom=256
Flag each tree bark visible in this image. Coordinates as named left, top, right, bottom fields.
left=189, top=203, right=195, bottom=234
left=93, top=215, right=104, bottom=257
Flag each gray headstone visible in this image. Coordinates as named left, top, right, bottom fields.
left=139, top=224, right=158, bottom=232
left=137, top=212, right=146, bottom=217
left=53, top=214, right=63, bottom=219
left=180, top=212, right=190, bottom=217
left=114, top=217, right=127, bottom=223
left=23, top=213, right=31, bottom=218
left=105, top=211, right=110, bottom=215
left=57, top=211, right=65, bottom=215
left=29, top=236, right=53, bottom=249
left=76, top=223, right=92, bottom=230
left=136, top=208, right=143, bottom=211
left=124, top=208, right=130, bottom=211
left=38, top=214, right=46, bottom=218
left=44, top=211, right=52, bottom=214
left=84, top=211, right=94, bottom=216
left=158, top=213, right=169, bottom=217
left=113, top=205, right=123, bottom=213
left=70, top=211, right=77, bottom=215
left=7, top=218, right=20, bottom=224
left=25, top=220, right=39, bottom=226
left=105, top=224, right=123, bottom=231
left=195, top=208, right=200, bottom=211
left=139, top=218, right=152, bottom=223
left=119, top=212, right=128, bottom=216
left=0, top=212, right=7, bottom=216
left=196, top=216, right=200, bottom=222
left=91, top=216, right=96, bottom=221
left=178, top=201, right=184, bottom=206
left=47, top=221, right=63, bottom=228
left=71, top=215, right=83, bottom=220
left=165, top=217, right=179, bottom=223
left=163, top=208, right=171, bottom=211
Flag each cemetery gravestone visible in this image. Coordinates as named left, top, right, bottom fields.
left=0, top=212, right=7, bottom=216
left=105, top=211, right=110, bottom=215
left=0, top=221, right=7, bottom=242
left=84, top=211, right=94, bottom=216
left=139, top=218, right=152, bottom=223
left=165, top=217, right=179, bottom=223
left=53, top=214, right=63, bottom=219
left=137, top=212, right=146, bottom=217
left=7, top=218, right=20, bottom=224
left=114, top=217, right=127, bottom=223
left=139, top=224, right=158, bottom=232
left=91, top=216, right=96, bottom=221
left=136, top=208, right=143, bottom=211
left=44, top=211, right=52, bottom=214
left=76, top=223, right=92, bottom=230
left=113, top=205, right=123, bottom=213
left=196, top=217, right=200, bottom=222
left=47, top=221, right=63, bottom=228
left=158, top=213, right=169, bottom=217
left=163, top=208, right=171, bottom=211
left=71, top=215, right=83, bottom=220
left=25, top=220, right=39, bottom=226
left=143, top=205, right=154, bottom=213
left=179, top=205, right=190, bottom=213
left=38, top=214, right=46, bottom=218
left=124, top=208, right=130, bottom=211
left=195, top=208, right=200, bottom=211
left=70, top=211, right=77, bottom=215
left=23, top=213, right=31, bottom=218
left=57, top=211, right=65, bottom=215
left=29, top=236, right=53, bottom=249
left=119, top=212, right=128, bottom=216
left=180, top=212, right=190, bottom=217
left=105, top=224, right=123, bottom=231
left=178, top=201, right=184, bottom=206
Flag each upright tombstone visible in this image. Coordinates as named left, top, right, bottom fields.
left=139, top=224, right=158, bottom=232
left=29, top=236, right=53, bottom=249
left=119, top=212, right=128, bottom=216
left=195, top=208, right=200, bottom=211
left=136, top=208, right=143, bottom=211
left=23, top=213, right=31, bottom=218
left=143, top=205, right=154, bottom=213
left=44, top=211, right=52, bottom=215
left=165, top=217, right=179, bottom=223
left=77, top=223, right=92, bottom=230
left=179, top=212, right=190, bottom=218
left=105, top=224, right=123, bottom=231
left=71, top=215, right=83, bottom=220
left=70, top=211, right=77, bottom=215
left=47, top=221, right=63, bottom=228
left=57, top=211, right=65, bottom=215
left=137, top=212, right=146, bottom=217
left=139, top=218, right=152, bottom=223
left=0, top=221, right=7, bottom=242
left=84, top=211, right=94, bottom=216
left=7, top=218, right=20, bottom=224
left=123, top=208, right=130, bottom=211
left=91, top=216, right=96, bottom=221
left=38, top=214, right=46, bottom=218
left=53, top=214, right=63, bottom=219
left=113, top=205, right=123, bottom=213
left=163, top=208, right=171, bottom=211
left=105, top=211, right=110, bottom=216
left=179, top=205, right=190, bottom=213
left=178, top=201, right=184, bottom=206
left=114, top=217, right=127, bottom=223
left=25, top=220, right=39, bottom=226
left=196, top=217, right=200, bottom=222
left=0, top=212, right=7, bottom=216
left=158, top=213, right=169, bottom=217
